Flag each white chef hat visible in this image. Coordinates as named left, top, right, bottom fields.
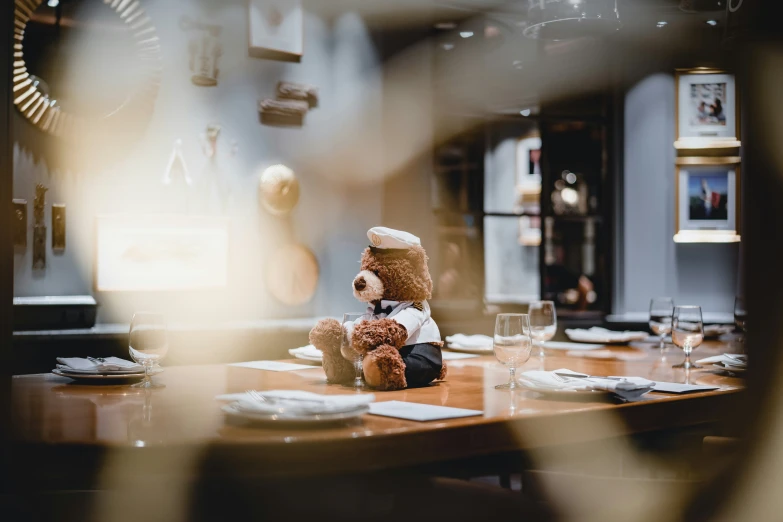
left=367, top=227, right=421, bottom=250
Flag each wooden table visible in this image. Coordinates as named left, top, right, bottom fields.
left=10, top=341, right=744, bottom=487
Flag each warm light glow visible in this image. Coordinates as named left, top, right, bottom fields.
left=47, top=0, right=59, bottom=7
left=520, top=108, right=531, bottom=116
left=561, top=187, right=579, bottom=205
left=459, top=31, right=474, bottom=38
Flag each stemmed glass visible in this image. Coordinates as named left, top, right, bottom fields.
left=129, top=312, right=168, bottom=388
left=493, top=313, right=533, bottom=389
left=649, top=297, right=674, bottom=350
left=734, top=296, right=747, bottom=348
left=672, top=306, right=704, bottom=369
left=341, top=312, right=371, bottom=389
left=528, top=301, right=557, bottom=357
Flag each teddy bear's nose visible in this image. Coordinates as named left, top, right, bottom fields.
left=353, top=277, right=366, bottom=291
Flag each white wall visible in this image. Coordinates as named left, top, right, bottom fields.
left=618, top=73, right=740, bottom=318
left=12, top=0, right=386, bottom=324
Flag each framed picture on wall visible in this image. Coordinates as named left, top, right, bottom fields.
left=674, top=157, right=741, bottom=243
left=248, top=0, right=303, bottom=62
left=675, top=69, right=739, bottom=149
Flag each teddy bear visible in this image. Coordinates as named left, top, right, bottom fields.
left=309, top=227, right=446, bottom=391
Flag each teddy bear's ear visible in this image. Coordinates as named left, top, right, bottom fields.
left=406, top=245, right=427, bottom=267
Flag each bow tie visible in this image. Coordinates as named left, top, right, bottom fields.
left=373, top=302, right=393, bottom=315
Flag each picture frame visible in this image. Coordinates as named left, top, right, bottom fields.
left=675, top=68, right=740, bottom=149
left=248, top=0, right=303, bottom=62
left=674, top=157, right=741, bottom=243
left=95, top=215, right=230, bottom=292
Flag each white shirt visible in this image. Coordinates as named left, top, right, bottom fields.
left=366, top=299, right=442, bottom=346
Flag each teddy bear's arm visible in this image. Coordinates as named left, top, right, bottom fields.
left=352, top=319, right=408, bottom=354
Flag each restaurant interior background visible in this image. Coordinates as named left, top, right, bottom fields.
left=2, top=0, right=783, bottom=521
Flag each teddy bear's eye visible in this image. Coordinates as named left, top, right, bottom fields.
left=372, top=270, right=379, bottom=277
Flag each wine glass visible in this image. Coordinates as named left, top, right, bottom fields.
left=493, top=313, right=532, bottom=389
left=734, top=296, right=747, bottom=348
left=341, top=312, right=371, bottom=389
left=129, top=312, right=168, bottom=388
left=529, top=301, right=557, bottom=357
left=649, top=297, right=674, bottom=350
left=671, top=306, right=704, bottom=369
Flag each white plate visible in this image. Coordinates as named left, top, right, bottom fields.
left=222, top=403, right=369, bottom=425
left=542, top=341, right=604, bottom=351
left=446, top=344, right=493, bottom=354
left=288, top=348, right=323, bottom=363
left=565, top=331, right=649, bottom=344
left=519, top=384, right=612, bottom=398
left=52, top=369, right=145, bottom=383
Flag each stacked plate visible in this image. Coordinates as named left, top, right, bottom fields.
left=697, top=353, right=747, bottom=374
left=220, top=390, right=374, bottom=425
left=444, top=334, right=493, bottom=354
left=53, top=356, right=147, bottom=383
left=565, top=327, right=648, bottom=344
left=288, top=344, right=323, bottom=363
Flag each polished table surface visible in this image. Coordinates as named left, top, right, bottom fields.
left=11, top=341, right=744, bottom=479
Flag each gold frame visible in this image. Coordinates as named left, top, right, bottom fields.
left=674, top=68, right=740, bottom=150
left=674, top=156, right=741, bottom=243
left=12, top=0, right=163, bottom=136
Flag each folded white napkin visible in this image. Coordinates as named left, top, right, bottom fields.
left=56, top=357, right=144, bottom=374
left=288, top=345, right=323, bottom=359
left=565, top=327, right=648, bottom=343
left=445, top=334, right=493, bottom=348
left=221, top=390, right=375, bottom=416
left=519, top=368, right=655, bottom=401
left=696, top=353, right=747, bottom=368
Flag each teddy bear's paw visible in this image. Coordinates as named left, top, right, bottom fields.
left=363, top=345, right=407, bottom=391
left=352, top=319, right=408, bottom=354
left=309, top=318, right=343, bottom=355
left=438, top=362, right=448, bottom=381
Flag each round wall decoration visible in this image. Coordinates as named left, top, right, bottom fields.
left=12, top=0, right=162, bottom=138
left=265, top=244, right=319, bottom=306
left=258, top=164, right=300, bottom=216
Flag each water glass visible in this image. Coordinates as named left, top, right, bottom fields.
left=649, top=297, right=674, bottom=350
left=672, top=306, right=704, bottom=369
left=529, top=301, right=556, bottom=357
left=129, top=312, right=168, bottom=388
left=341, top=312, right=371, bottom=389
left=493, top=313, right=532, bottom=389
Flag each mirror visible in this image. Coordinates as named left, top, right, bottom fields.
left=13, top=0, right=161, bottom=139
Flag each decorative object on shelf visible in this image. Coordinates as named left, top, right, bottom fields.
left=33, top=184, right=47, bottom=270
left=95, top=215, right=229, bottom=292
left=12, top=199, right=27, bottom=248
left=276, top=81, right=318, bottom=108
left=258, top=99, right=308, bottom=126
left=11, top=0, right=162, bottom=137
left=180, top=16, right=223, bottom=87
left=248, top=0, right=303, bottom=62
left=52, top=203, right=65, bottom=252
left=258, top=164, right=300, bottom=216
left=674, top=156, right=741, bottom=243
left=162, top=139, right=193, bottom=187
left=265, top=243, right=318, bottom=305
left=675, top=69, right=739, bottom=149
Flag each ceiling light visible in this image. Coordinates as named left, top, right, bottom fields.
left=520, top=109, right=531, bottom=117
left=47, top=0, right=59, bottom=6
left=442, top=43, right=454, bottom=51
left=561, top=187, right=579, bottom=205
left=512, top=60, right=524, bottom=70
left=657, top=20, right=668, bottom=28
left=706, top=19, right=718, bottom=26
left=459, top=31, right=474, bottom=38
left=566, top=172, right=577, bottom=184
left=435, top=22, right=457, bottom=30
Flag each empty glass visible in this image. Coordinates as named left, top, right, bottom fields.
left=649, top=297, right=674, bottom=350
left=493, top=313, right=532, bottom=389
left=341, top=312, right=371, bottom=389
left=672, top=306, right=704, bottom=369
left=734, top=296, right=747, bottom=347
left=528, top=301, right=557, bottom=357
left=129, top=312, right=168, bottom=388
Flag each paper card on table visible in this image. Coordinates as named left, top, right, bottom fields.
left=228, top=361, right=319, bottom=372
left=442, top=352, right=480, bottom=361
left=652, top=382, right=720, bottom=394
left=368, top=401, right=483, bottom=422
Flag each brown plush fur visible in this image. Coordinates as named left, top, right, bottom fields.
left=352, top=319, right=408, bottom=354
left=309, top=318, right=355, bottom=385
left=359, top=245, right=432, bottom=302
left=363, top=345, right=407, bottom=391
